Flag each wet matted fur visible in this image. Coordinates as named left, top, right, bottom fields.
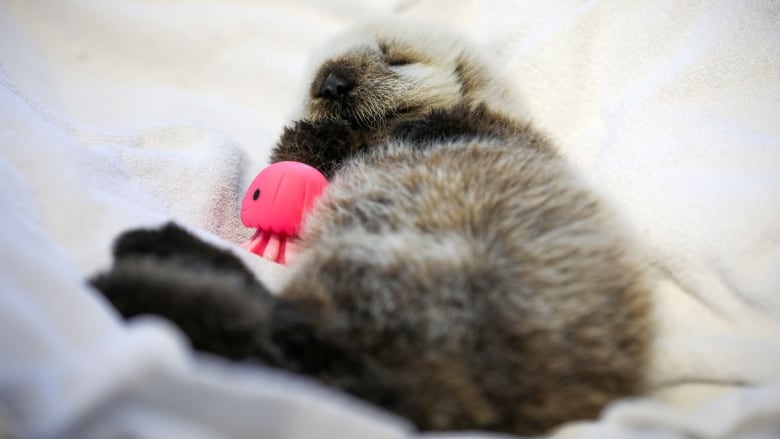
left=93, top=18, right=653, bottom=435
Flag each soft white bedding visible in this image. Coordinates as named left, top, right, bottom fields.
left=1, top=1, right=779, bottom=438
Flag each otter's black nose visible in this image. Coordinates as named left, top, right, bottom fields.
left=318, top=72, right=353, bottom=100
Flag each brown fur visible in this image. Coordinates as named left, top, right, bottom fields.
left=93, top=18, right=653, bottom=436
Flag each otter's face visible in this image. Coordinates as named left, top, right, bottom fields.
left=271, top=20, right=505, bottom=177
left=299, top=20, right=479, bottom=129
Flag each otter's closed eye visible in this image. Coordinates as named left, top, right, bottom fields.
left=379, top=42, right=414, bottom=66
left=388, top=58, right=412, bottom=66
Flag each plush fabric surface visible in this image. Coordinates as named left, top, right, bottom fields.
left=1, top=0, right=779, bottom=437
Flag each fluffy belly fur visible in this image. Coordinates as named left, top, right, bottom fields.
left=277, top=107, right=651, bottom=433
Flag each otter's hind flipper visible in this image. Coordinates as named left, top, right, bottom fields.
left=91, top=223, right=280, bottom=360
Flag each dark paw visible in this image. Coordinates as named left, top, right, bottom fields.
left=91, top=255, right=277, bottom=360
left=112, top=222, right=254, bottom=280
left=391, top=103, right=519, bottom=146
left=269, top=119, right=365, bottom=179
left=91, top=223, right=281, bottom=360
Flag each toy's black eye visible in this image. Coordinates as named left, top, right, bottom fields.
left=253, top=189, right=260, bottom=200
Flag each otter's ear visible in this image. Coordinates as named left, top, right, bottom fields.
left=269, top=119, right=364, bottom=179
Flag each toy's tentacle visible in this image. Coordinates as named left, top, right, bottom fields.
left=283, top=240, right=297, bottom=264
left=241, top=231, right=295, bottom=265
left=241, top=229, right=272, bottom=256
left=263, top=233, right=281, bottom=262
left=277, top=235, right=288, bottom=264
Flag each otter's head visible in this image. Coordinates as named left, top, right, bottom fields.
left=298, top=19, right=511, bottom=128
left=271, top=18, right=519, bottom=177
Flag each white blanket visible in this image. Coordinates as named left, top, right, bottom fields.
left=1, top=0, right=779, bottom=438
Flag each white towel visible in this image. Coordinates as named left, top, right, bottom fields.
left=2, top=0, right=779, bottom=437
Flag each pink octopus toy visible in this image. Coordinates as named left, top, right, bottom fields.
left=240, top=161, right=329, bottom=264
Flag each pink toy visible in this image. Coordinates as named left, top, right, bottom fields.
left=240, top=161, right=328, bottom=264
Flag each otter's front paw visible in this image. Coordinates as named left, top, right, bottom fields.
left=392, top=103, right=519, bottom=146
left=269, top=119, right=364, bottom=178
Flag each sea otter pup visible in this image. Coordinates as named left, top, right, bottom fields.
left=93, top=18, right=653, bottom=435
